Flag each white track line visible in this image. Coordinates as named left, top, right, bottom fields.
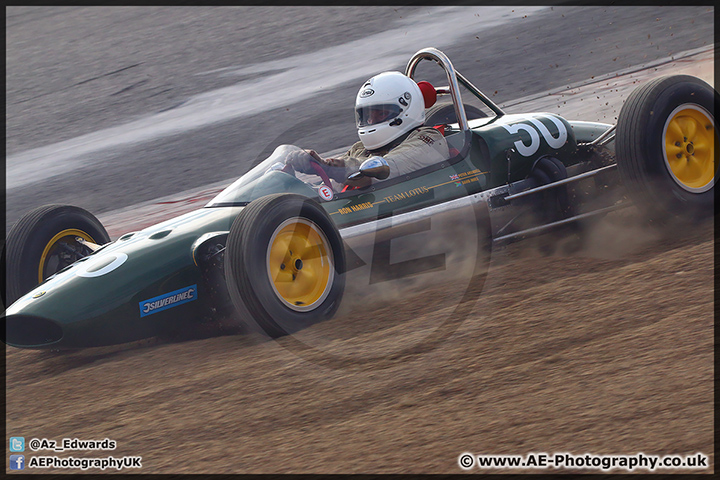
left=7, top=7, right=549, bottom=190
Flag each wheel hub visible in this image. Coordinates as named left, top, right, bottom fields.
left=266, top=218, right=334, bottom=312
left=39, top=229, right=96, bottom=283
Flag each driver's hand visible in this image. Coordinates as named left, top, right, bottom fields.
left=303, top=149, right=323, bottom=162
left=324, top=157, right=346, bottom=168
left=304, top=150, right=345, bottom=168
left=285, top=149, right=316, bottom=174
left=302, top=150, right=349, bottom=183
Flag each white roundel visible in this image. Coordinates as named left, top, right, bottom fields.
left=318, top=185, right=334, bottom=201
left=76, top=252, right=128, bottom=278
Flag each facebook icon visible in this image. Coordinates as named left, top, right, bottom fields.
left=9, top=454, right=25, bottom=470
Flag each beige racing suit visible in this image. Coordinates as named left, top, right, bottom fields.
left=336, top=126, right=450, bottom=182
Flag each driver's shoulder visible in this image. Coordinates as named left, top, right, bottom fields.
left=408, top=126, right=447, bottom=146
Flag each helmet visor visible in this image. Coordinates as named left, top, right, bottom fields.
left=355, top=104, right=403, bottom=127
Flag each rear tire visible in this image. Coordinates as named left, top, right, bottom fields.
left=615, top=75, right=717, bottom=221
left=3, top=205, right=110, bottom=307
left=224, top=194, right=345, bottom=338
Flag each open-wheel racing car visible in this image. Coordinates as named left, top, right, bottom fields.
left=3, top=47, right=716, bottom=349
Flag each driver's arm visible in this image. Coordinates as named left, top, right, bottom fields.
left=285, top=147, right=363, bottom=186
left=382, top=128, right=449, bottom=179
left=284, top=148, right=318, bottom=174
left=310, top=147, right=366, bottom=184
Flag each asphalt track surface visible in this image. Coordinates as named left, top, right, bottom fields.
left=5, top=5, right=714, bottom=227
left=4, top=6, right=715, bottom=474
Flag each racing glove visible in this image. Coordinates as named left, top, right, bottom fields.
left=284, top=149, right=317, bottom=175
left=321, top=156, right=363, bottom=183
left=286, top=149, right=365, bottom=184
left=327, top=157, right=362, bottom=183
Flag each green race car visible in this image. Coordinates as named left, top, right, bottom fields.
left=3, top=47, right=716, bottom=349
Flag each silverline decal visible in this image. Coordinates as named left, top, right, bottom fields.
left=139, top=284, right=197, bottom=317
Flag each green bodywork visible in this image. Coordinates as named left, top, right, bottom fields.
left=4, top=113, right=613, bottom=349
left=319, top=115, right=611, bottom=227
left=5, top=208, right=242, bottom=347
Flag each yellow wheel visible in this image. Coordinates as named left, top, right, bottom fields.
left=616, top=74, right=717, bottom=221
left=38, top=229, right=97, bottom=283
left=266, top=218, right=334, bottom=312
left=4, top=204, right=110, bottom=307
left=663, top=104, right=716, bottom=193
left=225, top=194, right=345, bottom=338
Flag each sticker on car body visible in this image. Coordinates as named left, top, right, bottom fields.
left=318, top=185, right=334, bottom=201
left=139, top=284, right=197, bottom=317
left=501, top=114, right=568, bottom=156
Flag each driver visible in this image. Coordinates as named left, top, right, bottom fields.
left=288, top=71, right=449, bottom=188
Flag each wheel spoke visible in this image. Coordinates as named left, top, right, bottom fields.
left=685, top=157, right=703, bottom=180
left=272, top=269, right=295, bottom=283
left=300, top=268, right=317, bottom=283
left=680, top=116, right=697, bottom=139
left=668, top=119, right=684, bottom=140
left=273, top=235, right=292, bottom=256
left=692, top=142, right=710, bottom=157
left=282, top=276, right=305, bottom=299
left=301, top=244, right=325, bottom=261
left=287, top=235, right=310, bottom=259
left=665, top=143, right=683, bottom=156
left=667, top=156, right=685, bottom=173
left=296, top=269, right=317, bottom=296
left=269, top=234, right=294, bottom=282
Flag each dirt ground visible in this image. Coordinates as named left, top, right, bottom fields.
left=5, top=206, right=713, bottom=474
left=5, top=7, right=714, bottom=474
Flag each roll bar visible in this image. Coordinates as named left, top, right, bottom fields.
left=405, top=47, right=505, bottom=131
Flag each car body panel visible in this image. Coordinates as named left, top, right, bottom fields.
left=5, top=207, right=242, bottom=348
left=3, top=47, right=626, bottom=349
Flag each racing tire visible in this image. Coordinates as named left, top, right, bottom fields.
left=615, top=75, right=717, bottom=221
left=224, top=194, right=346, bottom=338
left=3, top=204, right=110, bottom=307
left=425, top=102, right=487, bottom=126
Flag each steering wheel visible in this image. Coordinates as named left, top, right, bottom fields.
left=279, top=155, right=335, bottom=193
left=309, top=160, right=335, bottom=192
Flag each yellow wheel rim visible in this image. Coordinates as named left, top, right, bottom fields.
left=38, top=229, right=95, bottom=283
left=266, top=218, right=333, bottom=312
left=663, top=104, right=717, bottom=192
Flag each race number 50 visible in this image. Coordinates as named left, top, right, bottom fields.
left=501, top=115, right=568, bottom=156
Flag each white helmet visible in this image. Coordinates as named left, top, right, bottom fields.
left=355, top=71, right=425, bottom=150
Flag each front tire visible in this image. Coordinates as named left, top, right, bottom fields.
left=615, top=75, right=717, bottom=221
left=3, top=204, right=110, bottom=307
left=224, top=194, right=345, bottom=338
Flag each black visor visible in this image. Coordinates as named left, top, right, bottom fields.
left=355, top=104, right=403, bottom=127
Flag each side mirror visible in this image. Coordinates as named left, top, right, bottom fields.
left=347, top=156, right=390, bottom=182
